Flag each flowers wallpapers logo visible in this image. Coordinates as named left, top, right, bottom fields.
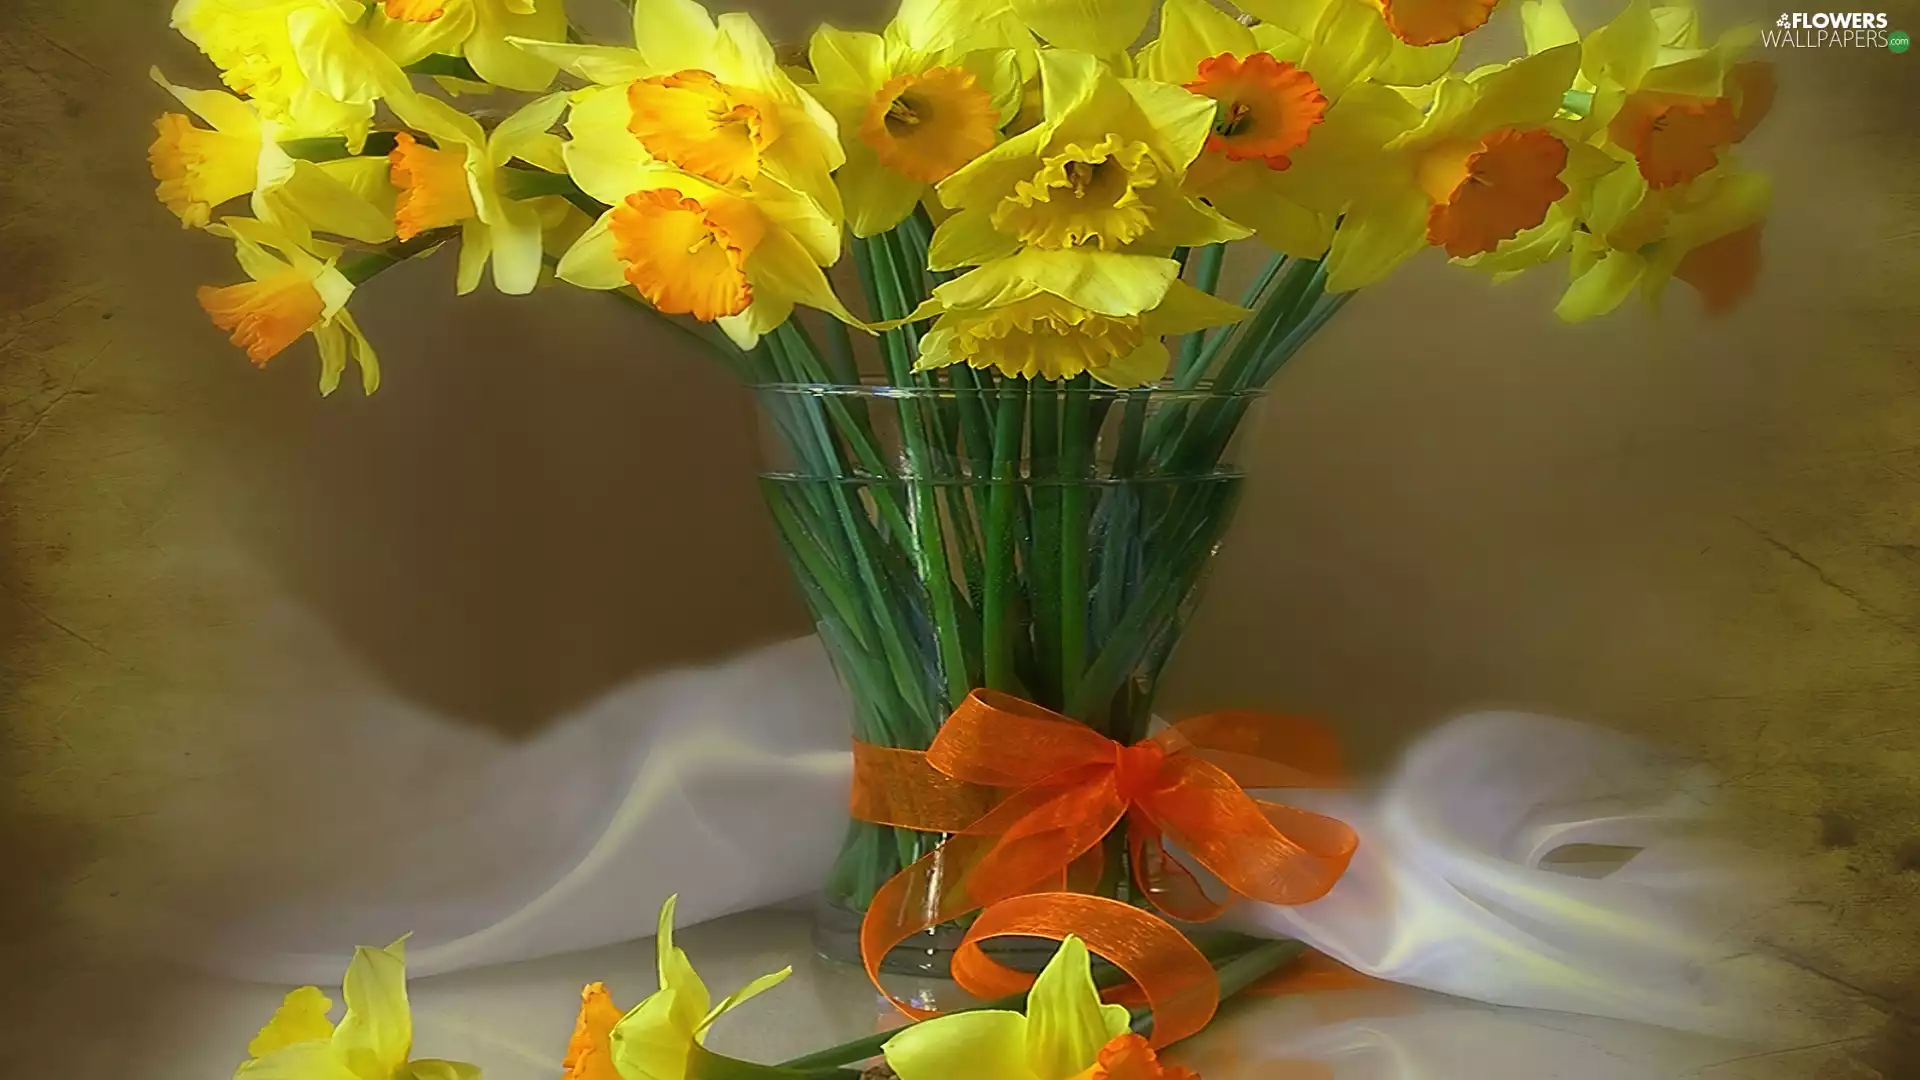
left=1763, top=10, right=1898, bottom=47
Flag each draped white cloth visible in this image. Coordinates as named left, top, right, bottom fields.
left=205, top=636, right=1767, bottom=1036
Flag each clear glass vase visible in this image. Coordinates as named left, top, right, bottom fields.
left=755, top=377, right=1259, bottom=977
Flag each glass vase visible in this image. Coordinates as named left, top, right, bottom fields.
left=755, top=378, right=1259, bottom=977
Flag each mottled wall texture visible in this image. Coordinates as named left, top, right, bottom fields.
left=3, top=0, right=1917, bottom=1076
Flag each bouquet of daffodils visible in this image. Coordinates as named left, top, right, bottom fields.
left=155, top=0, right=1774, bottom=397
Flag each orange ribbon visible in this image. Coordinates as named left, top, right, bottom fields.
left=854, top=690, right=1359, bottom=1046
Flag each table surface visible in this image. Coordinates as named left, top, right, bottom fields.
left=160, top=908, right=1791, bottom=1080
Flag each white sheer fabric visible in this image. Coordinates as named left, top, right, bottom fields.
left=207, top=637, right=1762, bottom=1034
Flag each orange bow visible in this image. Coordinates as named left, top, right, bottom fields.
left=854, top=690, right=1359, bottom=1045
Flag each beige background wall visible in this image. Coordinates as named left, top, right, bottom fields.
left=3, top=0, right=1918, bottom=1075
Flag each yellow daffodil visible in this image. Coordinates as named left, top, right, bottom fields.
left=1553, top=165, right=1769, bottom=321
left=383, top=86, right=569, bottom=294
left=509, top=0, right=844, bottom=222
left=234, top=937, right=478, bottom=1080
left=1317, top=43, right=1582, bottom=292
left=552, top=24, right=859, bottom=349
left=562, top=982, right=624, bottom=1080
left=928, top=50, right=1247, bottom=271
left=368, top=0, right=569, bottom=91
left=804, top=0, right=1032, bottom=236
left=198, top=217, right=380, bottom=395
left=171, top=0, right=409, bottom=150
left=149, top=69, right=395, bottom=241
left=604, top=895, right=793, bottom=1080
left=1138, top=0, right=1439, bottom=258
left=1231, top=0, right=1467, bottom=88
left=883, top=936, right=1199, bottom=1080
left=556, top=163, right=858, bottom=347
left=1522, top=0, right=1772, bottom=190
left=899, top=249, right=1246, bottom=386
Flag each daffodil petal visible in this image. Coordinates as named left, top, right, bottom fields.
left=564, top=85, right=655, bottom=207
left=247, top=986, right=336, bottom=1059
left=1325, top=187, right=1431, bottom=292
left=808, top=25, right=888, bottom=105
left=508, top=40, right=652, bottom=85
left=1115, top=77, right=1216, bottom=177
left=1455, top=43, right=1582, bottom=137
left=1092, top=340, right=1171, bottom=387
left=489, top=203, right=546, bottom=296
left=387, top=82, right=488, bottom=147
left=1204, top=185, right=1334, bottom=258
left=750, top=227, right=862, bottom=326
left=1582, top=0, right=1659, bottom=90
left=883, top=1010, right=1037, bottom=1080
left=840, top=145, right=932, bottom=238
left=935, top=250, right=1178, bottom=315
left=1520, top=0, right=1581, bottom=54
left=1144, top=279, right=1251, bottom=335
left=151, top=66, right=260, bottom=136
left=653, top=896, right=712, bottom=1036
left=261, top=159, right=397, bottom=244
left=1147, top=0, right=1258, bottom=83
left=609, top=989, right=699, bottom=1080
left=1556, top=247, right=1645, bottom=321
left=927, top=206, right=1020, bottom=268
left=287, top=5, right=395, bottom=105
left=331, top=938, right=412, bottom=1080
left=698, top=968, right=794, bottom=1034
left=456, top=217, right=493, bottom=296
left=632, top=0, right=720, bottom=73
left=935, top=122, right=1048, bottom=209
left=315, top=319, right=349, bottom=397
left=465, top=1, right=568, bottom=91
left=1024, top=938, right=1130, bottom=1080
left=1300, top=0, right=1395, bottom=99
left=490, top=92, right=571, bottom=168
left=367, top=5, right=474, bottom=68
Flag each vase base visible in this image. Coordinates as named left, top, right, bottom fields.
left=811, top=897, right=1065, bottom=981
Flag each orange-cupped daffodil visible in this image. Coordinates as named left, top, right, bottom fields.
left=927, top=49, right=1248, bottom=271
left=509, top=0, right=844, bottom=222
left=171, top=0, right=410, bottom=151
left=383, top=86, right=570, bottom=294
left=1522, top=0, right=1772, bottom=191
left=804, top=0, right=1032, bottom=236
left=555, top=160, right=858, bottom=348
left=882, top=936, right=1199, bottom=1080
left=600, top=895, right=793, bottom=1080
left=233, top=936, right=480, bottom=1080
left=896, top=248, right=1247, bottom=385
left=367, top=0, right=569, bottom=91
left=1138, top=0, right=1439, bottom=258
left=198, top=217, right=380, bottom=395
left=1552, top=164, right=1769, bottom=321
left=148, top=68, right=395, bottom=241
left=1317, top=43, right=1583, bottom=292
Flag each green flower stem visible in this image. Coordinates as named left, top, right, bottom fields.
left=866, top=232, right=971, bottom=709
left=279, top=131, right=402, bottom=161
left=982, top=386, right=1026, bottom=693
left=1058, top=377, right=1093, bottom=717
left=403, top=52, right=482, bottom=81
left=771, top=935, right=1304, bottom=1072
left=1173, top=244, right=1226, bottom=381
